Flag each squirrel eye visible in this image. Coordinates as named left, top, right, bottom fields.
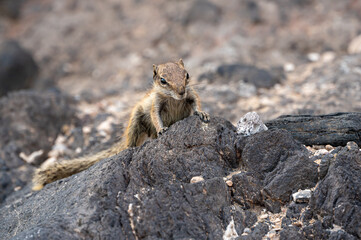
left=186, top=73, right=190, bottom=80
left=160, top=78, right=167, bottom=85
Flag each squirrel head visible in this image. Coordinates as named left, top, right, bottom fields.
left=153, top=59, right=190, bottom=100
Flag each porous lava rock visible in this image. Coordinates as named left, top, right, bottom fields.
left=309, top=144, right=361, bottom=239
left=266, top=112, right=361, bottom=147
left=234, top=129, right=318, bottom=213
left=0, top=115, right=359, bottom=239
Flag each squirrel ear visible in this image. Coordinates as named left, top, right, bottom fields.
left=153, top=64, right=157, bottom=78
left=178, top=59, right=184, bottom=68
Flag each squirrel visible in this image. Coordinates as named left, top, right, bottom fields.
left=32, top=59, right=209, bottom=191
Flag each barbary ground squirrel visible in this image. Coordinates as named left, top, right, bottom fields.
left=32, top=59, right=209, bottom=190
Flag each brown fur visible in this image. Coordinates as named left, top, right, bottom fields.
left=32, top=59, right=209, bottom=191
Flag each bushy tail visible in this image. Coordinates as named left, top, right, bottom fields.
left=32, top=141, right=125, bottom=191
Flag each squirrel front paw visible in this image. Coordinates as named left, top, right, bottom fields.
left=194, top=111, right=210, bottom=123
left=157, top=127, right=168, bottom=135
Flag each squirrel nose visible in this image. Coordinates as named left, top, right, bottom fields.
left=179, top=90, right=185, bottom=96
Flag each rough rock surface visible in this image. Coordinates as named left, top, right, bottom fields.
left=0, top=90, right=75, bottom=203
left=279, top=142, right=361, bottom=240
left=309, top=144, right=361, bottom=239
left=235, top=129, right=318, bottom=213
left=266, top=112, right=361, bottom=147
left=1, top=115, right=359, bottom=239
left=0, top=41, right=39, bottom=97
left=0, top=117, right=238, bottom=239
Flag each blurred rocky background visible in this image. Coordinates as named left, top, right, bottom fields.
left=0, top=0, right=361, bottom=239
left=0, top=0, right=360, bottom=121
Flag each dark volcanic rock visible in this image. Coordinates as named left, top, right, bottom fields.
left=0, top=116, right=239, bottom=239
left=266, top=112, right=361, bottom=147
left=1, top=114, right=359, bottom=239
left=281, top=223, right=358, bottom=240
left=0, top=0, right=24, bottom=19
left=302, top=220, right=331, bottom=240
left=329, top=231, right=358, bottom=240
left=184, top=0, right=222, bottom=26
left=126, top=116, right=237, bottom=190
left=241, top=130, right=315, bottom=178
left=231, top=172, right=263, bottom=208
left=239, top=129, right=306, bottom=177
left=280, top=226, right=304, bottom=240
left=123, top=177, right=229, bottom=239
left=285, top=202, right=307, bottom=220
left=0, top=90, right=75, bottom=164
left=121, top=117, right=238, bottom=239
left=1, top=150, right=133, bottom=240
left=200, top=64, right=280, bottom=89
left=0, top=90, right=75, bottom=203
left=309, top=144, right=361, bottom=239
left=240, top=222, right=269, bottom=240
left=262, top=151, right=317, bottom=203
left=236, top=129, right=318, bottom=212
left=0, top=41, right=39, bottom=96
left=243, top=1, right=263, bottom=24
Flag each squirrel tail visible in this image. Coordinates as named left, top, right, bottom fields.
left=32, top=141, right=126, bottom=191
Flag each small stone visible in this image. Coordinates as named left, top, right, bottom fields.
left=190, top=176, right=204, bottom=183
left=243, top=227, right=251, bottom=234
left=284, top=63, right=295, bottom=72
left=292, top=189, right=312, bottom=203
left=312, top=145, right=325, bottom=150
left=307, top=52, right=320, bottom=62
left=273, top=218, right=281, bottom=223
left=346, top=141, right=359, bottom=151
left=314, top=149, right=329, bottom=156
left=259, top=214, right=269, bottom=220
left=75, top=147, right=82, bottom=154
left=321, top=52, right=336, bottom=63
left=306, top=146, right=315, bottom=153
left=97, top=117, right=114, bottom=134
left=237, top=112, right=268, bottom=136
left=48, top=143, right=71, bottom=157
left=292, top=221, right=303, bottom=227
left=348, top=34, right=361, bottom=54
left=226, top=180, right=233, bottom=187
left=313, top=159, right=321, bottom=165
left=83, top=126, right=92, bottom=134
left=267, top=231, right=277, bottom=238
left=325, top=145, right=334, bottom=151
